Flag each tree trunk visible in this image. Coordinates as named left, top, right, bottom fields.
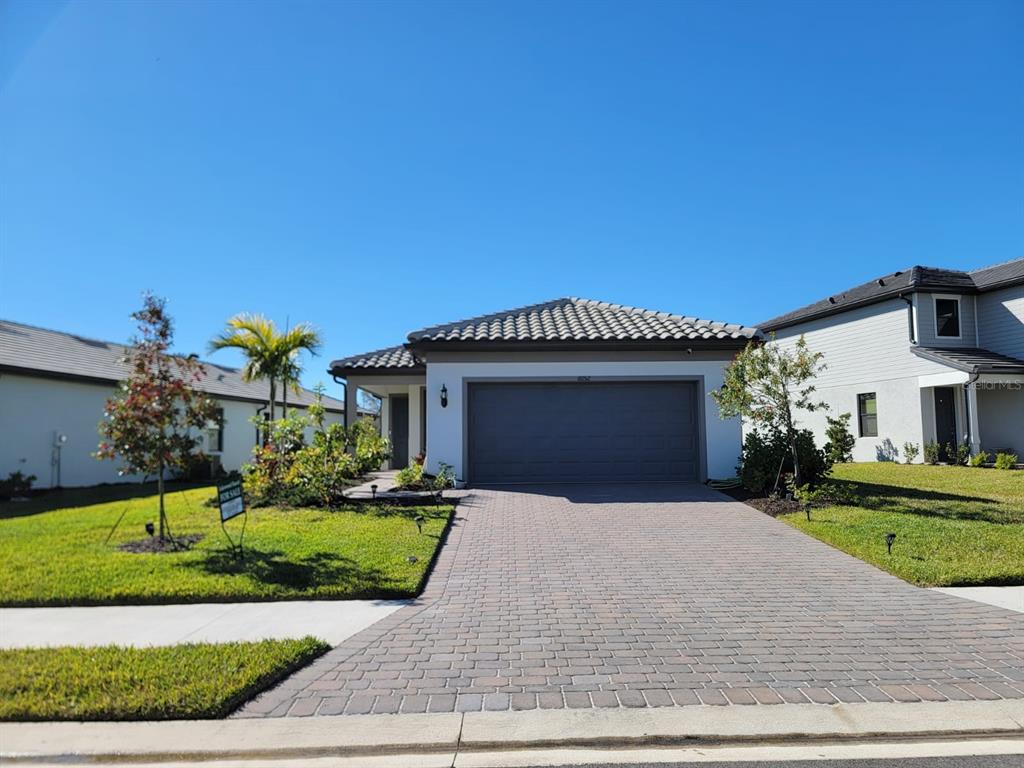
left=269, top=378, right=276, bottom=422
left=282, top=378, right=288, bottom=419
left=789, top=435, right=803, bottom=488
left=158, top=468, right=166, bottom=541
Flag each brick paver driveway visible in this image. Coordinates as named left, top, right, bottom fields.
left=238, top=484, right=1024, bottom=717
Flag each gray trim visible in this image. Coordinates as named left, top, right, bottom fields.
left=422, top=349, right=737, bottom=363
left=414, top=338, right=750, bottom=354
left=461, top=375, right=708, bottom=485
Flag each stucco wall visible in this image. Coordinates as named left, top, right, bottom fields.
left=0, top=372, right=343, bottom=488
left=422, top=357, right=741, bottom=482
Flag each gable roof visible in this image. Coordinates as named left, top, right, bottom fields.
left=406, top=298, right=759, bottom=345
left=0, top=320, right=346, bottom=412
left=329, top=344, right=424, bottom=375
left=759, top=257, right=1024, bottom=331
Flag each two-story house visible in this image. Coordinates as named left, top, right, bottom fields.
left=759, top=258, right=1024, bottom=462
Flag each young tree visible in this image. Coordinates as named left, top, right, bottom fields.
left=96, top=295, right=217, bottom=541
left=711, top=335, right=828, bottom=487
left=208, top=314, right=321, bottom=420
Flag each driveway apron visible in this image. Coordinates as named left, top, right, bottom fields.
left=236, top=484, right=1024, bottom=717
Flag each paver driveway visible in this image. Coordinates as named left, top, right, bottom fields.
left=238, top=484, right=1024, bottom=717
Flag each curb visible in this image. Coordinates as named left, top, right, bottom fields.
left=2, top=700, right=1023, bottom=763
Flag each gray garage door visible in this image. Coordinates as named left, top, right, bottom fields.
left=467, top=381, right=700, bottom=484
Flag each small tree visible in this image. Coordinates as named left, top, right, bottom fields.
left=712, top=335, right=827, bottom=487
left=96, top=295, right=217, bottom=541
left=823, top=413, right=855, bottom=464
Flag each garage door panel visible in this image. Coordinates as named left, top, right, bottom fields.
left=468, top=381, right=700, bottom=483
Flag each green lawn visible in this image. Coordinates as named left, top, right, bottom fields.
left=0, top=483, right=452, bottom=606
left=0, top=638, right=328, bottom=721
left=781, top=463, right=1024, bottom=587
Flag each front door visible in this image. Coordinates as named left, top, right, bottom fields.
left=933, top=387, right=957, bottom=461
left=390, top=394, right=409, bottom=469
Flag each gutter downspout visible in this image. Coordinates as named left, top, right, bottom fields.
left=332, top=374, right=348, bottom=430
left=898, top=294, right=916, bottom=344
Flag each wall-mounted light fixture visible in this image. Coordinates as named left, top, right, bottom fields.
left=440, top=384, right=448, bottom=408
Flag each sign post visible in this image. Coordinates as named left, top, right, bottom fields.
left=217, top=479, right=247, bottom=559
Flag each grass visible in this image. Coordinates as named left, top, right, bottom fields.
left=0, top=482, right=452, bottom=606
left=0, top=637, right=329, bottom=721
left=780, top=463, right=1024, bottom=587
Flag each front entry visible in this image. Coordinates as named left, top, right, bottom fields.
left=933, top=387, right=957, bottom=461
left=390, top=394, right=409, bottom=469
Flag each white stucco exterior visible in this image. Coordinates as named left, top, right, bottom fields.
left=422, top=356, right=740, bottom=482
left=0, top=372, right=343, bottom=489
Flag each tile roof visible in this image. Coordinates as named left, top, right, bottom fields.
left=0, top=320, right=346, bottom=411
left=911, top=346, right=1024, bottom=375
left=406, top=298, right=760, bottom=344
left=329, top=345, right=423, bottom=373
left=760, top=257, right=1024, bottom=331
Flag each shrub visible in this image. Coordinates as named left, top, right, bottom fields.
left=994, top=452, right=1018, bottom=470
left=823, top=413, right=855, bottom=464
left=0, top=471, right=36, bottom=501
left=968, top=451, right=990, bottom=468
left=946, top=442, right=970, bottom=466
left=923, top=442, right=940, bottom=465
left=739, top=427, right=830, bottom=494
left=432, top=461, right=456, bottom=491
left=350, top=418, right=390, bottom=475
left=394, top=462, right=424, bottom=490
left=286, top=424, right=357, bottom=507
left=902, top=442, right=920, bottom=464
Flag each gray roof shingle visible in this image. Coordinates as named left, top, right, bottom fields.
left=329, top=345, right=423, bottom=373
left=760, top=257, right=1024, bottom=331
left=911, top=346, right=1024, bottom=375
left=406, top=298, right=759, bottom=344
left=0, top=320, right=346, bottom=411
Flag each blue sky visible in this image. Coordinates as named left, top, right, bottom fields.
left=2, top=0, right=1021, bottom=398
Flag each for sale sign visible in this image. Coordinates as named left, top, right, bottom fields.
left=217, top=479, right=245, bottom=522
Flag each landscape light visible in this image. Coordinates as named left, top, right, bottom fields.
left=440, top=384, right=448, bottom=408
left=145, top=522, right=155, bottom=537
left=370, top=484, right=378, bottom=500
left=415, top=514, right=425, bottom=534
left=885, top=532, right=897, bottom=554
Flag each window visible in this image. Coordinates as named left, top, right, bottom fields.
left=934, top=297, right=961, bottom=338
left=857, top=393, right=877, bottom=437
left=206, top=408, right=224, bottom=453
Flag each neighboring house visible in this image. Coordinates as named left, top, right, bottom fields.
left=0, top=320, right=350, bottom=488
left=329, top=298, right=759, bottom=484
left=759, top=258, right=1024, bottom=462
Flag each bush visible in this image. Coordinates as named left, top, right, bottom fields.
left=946, top=442, right=969, bottom=466
left=739, top=427, right=831, bottom=494
left=394, top=462, right=424, bottom=490
left=242, top=395, right=391, bottom=507
left=823, top=413, right=855, bottom=464
left=923, top=442, right=940, bottom=465
left=968, top=451, right=990, bottom=468
left=0, top=471, right=36, bottom=501
left=994, top=452, right=1018, bottom=470
left=902, top=442, right=920, bottom=464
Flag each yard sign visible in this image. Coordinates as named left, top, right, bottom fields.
left=217, top=479, right=245, bottom=522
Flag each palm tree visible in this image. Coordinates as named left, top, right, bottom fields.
left=209, top=314, right=322, bottom=421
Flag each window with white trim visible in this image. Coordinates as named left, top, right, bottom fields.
left=857, top=393, right=878, bottom=437
left=206, top=408, right=224, bottom=453
left=934, top=296, right=961, bottom=338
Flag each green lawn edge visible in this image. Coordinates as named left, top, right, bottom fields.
left=0, top=637, right=330, bottom=721
left=777, top=464, right=1024, bottom=587
left=0, top=483, right=455, bottom=607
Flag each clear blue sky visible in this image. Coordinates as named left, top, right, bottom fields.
left=2, top=0, right=1021, bottom=398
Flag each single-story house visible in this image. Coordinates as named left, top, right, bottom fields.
left=330, top=298, right=760, bottom=484
left=0, top=320, right=353, bottom=488
left=759, top=258, right=1024, bottom=462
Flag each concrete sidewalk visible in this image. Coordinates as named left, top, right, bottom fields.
left=933, top=586, right=1024, bottom=614
left=2, top=700, right=1022, bottom=764
left=0, top=599, right=407, bottom=648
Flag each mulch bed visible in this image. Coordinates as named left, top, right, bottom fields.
left=118, top=533, right=204, bottom=554
left=719, top=486, right=802, bottom=517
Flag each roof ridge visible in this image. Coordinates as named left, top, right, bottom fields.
left=407, top=298, right=575, bottom=340
left=968, top=255, right=1024, bottom=274
left=567, top=298, right=751, bottom=331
